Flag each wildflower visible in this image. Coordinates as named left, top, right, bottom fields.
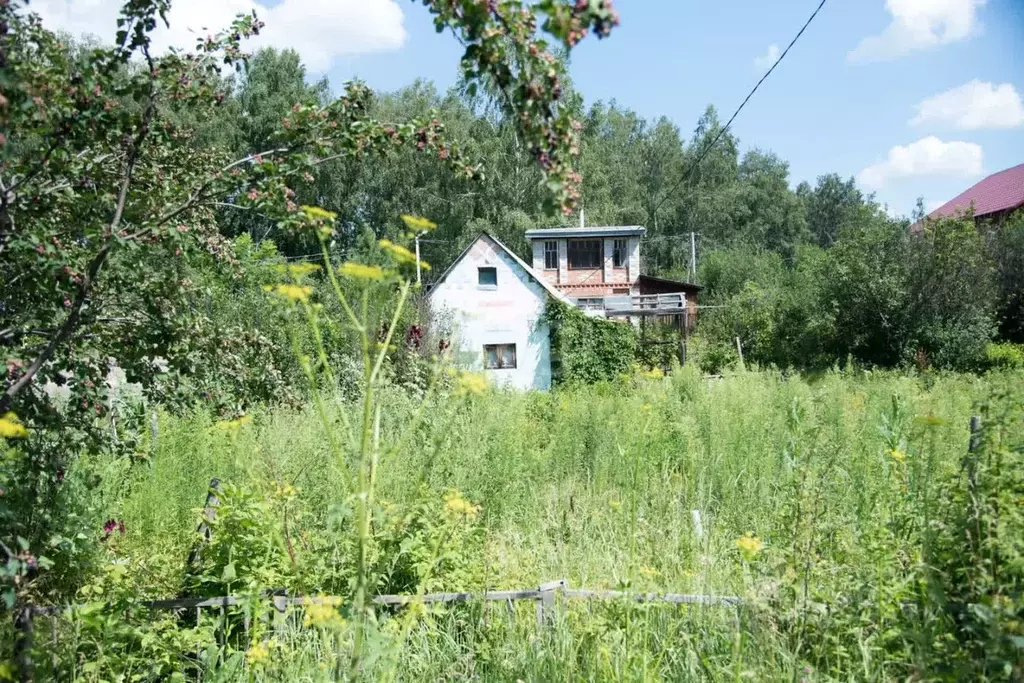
left=214, top=415, right=252, bottom=431
left=379, top=239, right=430, bottom=270
left=302, top=596, right=344, bottom=628
left=736, top=532, right=763, bottom=561
left=246, top=641, right=270, bottom=666
left=643, top=367, right=664, bottom=379
left=608, top=499, right=622, bottom=512
left=454, top=372, right=487, bottom=396
left=275, top=262, right=320, bottom=279
left=444, top=489, right=480, bottom=520
left=300, top=205, right=337, bottom=222
left=888, top=448, right=907, bottom=463
left=0, top=412, right=28, bottom=439
left=337, top=262, right=386, bottom=281
left=638, top=566, right=660, bottom=580
left=400, top=214, right=437, bottom=232
left=263, top=283, right=313, bottom=302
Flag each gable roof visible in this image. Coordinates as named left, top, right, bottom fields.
left=427, top=232, right=571, bottom=303
left=928, top=162, right=1024, bottom=220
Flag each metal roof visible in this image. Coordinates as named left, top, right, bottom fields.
left=928, top=162, right=1024, bottom=220
left=524, top=225, right=646, bottom=239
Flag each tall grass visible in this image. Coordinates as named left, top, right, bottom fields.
left=76, top=366, right=1013, bottom=680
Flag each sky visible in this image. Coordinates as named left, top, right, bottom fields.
left=31, top=0, right=1024, bottom=218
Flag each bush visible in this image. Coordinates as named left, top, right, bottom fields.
left=544, top=299, right=638, bottom=385
left=985, top=342, right=1024, bottom=370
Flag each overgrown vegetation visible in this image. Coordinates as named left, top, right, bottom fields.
left=2, top=0, right=1023, bottom=680
left=545, top=299, right=638, bottom=385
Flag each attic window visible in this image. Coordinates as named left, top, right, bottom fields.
left=568, top=239, right=602, bottom=269
left=478, top=267, right=497, bottom=287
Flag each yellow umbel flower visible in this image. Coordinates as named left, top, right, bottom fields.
left=213, top=415, right=252, bottom=432
left=0, top=413, right=28, bottom=439
left=302, top=596, right=344, bottom=628
left=263, top=283, right=312, bottom=302
left=444, top=489, right=480, bottom=520
left=301, top=205, right=337, bottom=222
left=274, top=262, right=321, bottom=279
left=379, top=239, right=430, bottom=270
left=246, top=641, right=270, bottom=666
left=888, top=448, right=907, bottom=463
left=736, top=532, right=763, bottom=561
left=337, top=262, right=386, bottom=281
left=400, top=214, right=437, bottom=232
left=455, top=372, right=488, bottom=396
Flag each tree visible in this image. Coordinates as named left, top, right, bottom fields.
left=798, top=173, right=867, bottom=248
left=0, top=0, right=621, bottom=601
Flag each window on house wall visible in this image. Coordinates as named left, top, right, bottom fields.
left=544, top=240, right=558, bottom=269
left=567, top=239, right=602, bottom=269
left=483, top=343, right=517, bottom=369
left=478, top=267, right=497, bottom=286
left=613, top=238, right=627, bottom=268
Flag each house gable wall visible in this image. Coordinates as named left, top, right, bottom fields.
left=428, top=235, right=552, bottom=390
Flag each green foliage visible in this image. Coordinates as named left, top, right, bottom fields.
left=985, top=342, right=1024, bottom=370
left=544, top=299, right=638, bottom=385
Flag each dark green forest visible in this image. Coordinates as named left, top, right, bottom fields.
left=186, top=47, right=1024, bottom=376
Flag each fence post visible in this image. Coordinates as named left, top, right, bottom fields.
left=536, top=579, right=566, bottom=627
left=272, top=593, right=288, bottom=637
left=966, top=415, right=981, bottom=491
left=14, top=606, right=34, bottom=683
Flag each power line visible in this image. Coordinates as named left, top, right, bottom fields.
left=656, top=0, right=828, bottom=213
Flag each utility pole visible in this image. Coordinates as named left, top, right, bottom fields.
left=689, top=231, right=697, bottom=283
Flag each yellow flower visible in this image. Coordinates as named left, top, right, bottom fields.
left=400, top=214, right=437, bottom=232
left=0, top=413, right=28, bottom=439
left=213, top=415, right=252, bottom=432
left=274, top=262, right=320, bottom=279
left=337, top=262, right=386, bottom=281
left=643, top=367, right=664, bottom=379
left=302, top=596, right=344, bottom=628
left=263, top=283, right=313, bottom=302
left=736, top=532, right=763, bottom=561
left=246, top=641, right=270, bottom=666
left=455, top=372, right=488, bottom=396
left=379, top=239, right=431, bottom=270
left=301, top=205, right=337, bottom=222
left=444, top=489, right=480, bottom=520
left=638, top=566, right=660, bottom=579
left=888, top=448, right=907, bottom=463
left=608, top=498, right=622, bottom=512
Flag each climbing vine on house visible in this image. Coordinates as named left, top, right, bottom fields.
left=545, top=299, right=637, bottom=385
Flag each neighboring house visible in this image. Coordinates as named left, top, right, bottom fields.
left=524, top=225, right=700, bottom=323
left=927, top=162, right=1024, bottom=226
left=428, top=227, right=702, bottom=390
left=427, top=233, right=570, bottom=390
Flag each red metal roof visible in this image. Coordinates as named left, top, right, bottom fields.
left=928, top=162, right=1024, bottom=220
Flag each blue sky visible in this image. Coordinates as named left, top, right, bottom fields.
left=39, top=0, right=1024, bottom=218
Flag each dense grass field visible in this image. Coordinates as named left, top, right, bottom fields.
left=30, top=365, right=1018, bottom=681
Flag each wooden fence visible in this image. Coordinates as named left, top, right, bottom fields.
left=13, top=580, right=740, bottom=680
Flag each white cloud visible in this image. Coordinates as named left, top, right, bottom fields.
left=848, top=0, right=985, bottom=63
left=754, top=44, right=779, bottom=70
left=28, top=0, right=407, bottom=71
left=910, top=80, right=1024, bottom=130
left=857, top=136, right=983, bottom=189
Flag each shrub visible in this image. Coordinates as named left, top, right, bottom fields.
left=544, top=299, right=638, bottom=385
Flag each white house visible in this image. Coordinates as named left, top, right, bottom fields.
left=427, top=233, right=570, bottom=390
